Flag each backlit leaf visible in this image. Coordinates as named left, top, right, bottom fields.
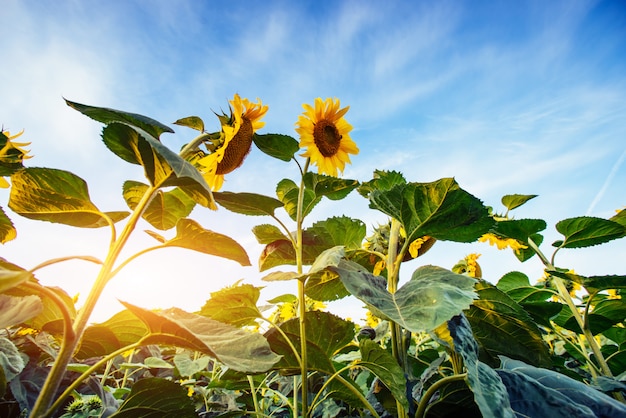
left=0, top=295, right=42, bottom=329
left=253, top=133, right=299, bottom=162
left=369, top=178, right=494, bottom=244
left=359, top=339, right=408, bottom=410
left=0, top=206, right=16, bottom=244
left=307, top=216, right=366, bottom=250
left=123, top=181, right=195, bottom=230
left=0, top=266, right=33, bottom=293
left=213, top=191, right=283, bottom=216
left=276, top=178, right=319, bottom=221
left=610, top=208, right=626, bottom=227
left=163, top=218, right=250, bottom=266
left=358, top=170, right=406, bottom=198
left=173, top=116, right=204, bottom=132
left=109, top=377, right=196, bottom=418
left=198, top=283, right=263, bottom=327
left=9, top=167, right=113, bottom=227
left=304, top=172, right=359, bottom=201
left=0, top=337, right=24, bottom=383
left=76, top=310, right=149, bottom=359
left=122, top=302, right=280, bottom=373
left=333, top=262, right=477, bottom=332
left=553, top=216, right=626, bottom=248
left=252, top=224, right=289, bottom=244
left=501, top=194, right=537, bottom=211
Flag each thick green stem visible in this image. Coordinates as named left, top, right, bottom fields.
left=30, top=186, right=158, bottom=418
left=415, top=374, right=467, bottom=418
left=178, top=132, right=213, bottom=159
left=295, top=159, right=311, bottom=417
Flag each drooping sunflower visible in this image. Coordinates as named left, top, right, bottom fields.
left=198, top=94, right=268, bottom=191
left=296, top=97, right=359, bottom=177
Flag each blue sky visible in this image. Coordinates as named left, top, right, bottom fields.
left=2, top=0, right=625, bottom=322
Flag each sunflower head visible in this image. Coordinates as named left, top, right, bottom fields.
left=1, top=129, right=31, bottom=188
left=296, top=97, right=358, bottom=177
left=197, top=94, right=268, bottom=191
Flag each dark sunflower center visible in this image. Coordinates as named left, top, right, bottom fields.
left=216, top=117, right=254, bottom=175
left=313, top=120, right=342, bottom=157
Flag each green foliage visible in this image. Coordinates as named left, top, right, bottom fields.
left=109, top=378, right=196, bottom=418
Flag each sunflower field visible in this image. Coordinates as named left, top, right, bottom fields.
left=1, top=97, right=626, bottom=418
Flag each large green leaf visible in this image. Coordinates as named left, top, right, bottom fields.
left=122, top=302, right=280, bottom=373
left=465, top=281, right=552, bottom=367
left=496, top=271, right=560, bottom=327
left=553, top=216, right=626, bottom=248
left=253, top=133, right=299, bottom=162
left=358, top=339, right=408, bottom=410
left=252, top=224, right=289, bottom=244
left=548, top=270, right=626, bottom=292
left=76, top=310, right=149, bottom=359
left=0, top=337, right=24, bottom=383
left=501, top=194, right=537, bottom=212
left=610, top=208, right=626, bottom=227
left=303, top=172, right=359, bottom=201
left=276, top=178, right=319, bottom=221
left=307, top=216, right=366, bottom=250
left=0, top=206, right=16, bottom=244
left=5, top=283, right=76, bottom=333
left=492, top=219, right=546, bottom=261
left=66, top=99, right=174, bottom=138
left=198, top=283, right=263, bottom=327
left=213, top=191, right=284, bottom=216
left=334, top=262, right=477, bottom=332
left=357, top=169, right=407, bottom=198
left=265, top=311, right=354, bottom=373
left=555, top=298, right=626, bottom=335
left=123, top=181, right=195, bottom=230
left=448, top=314, right=515, bottom=418
left=258, top=226, right=338, bottom=271
left=109, top=377, right=196, bottom=418
left=8, top=167, right=121, bottom=227
left=173, top=115, right=205, bottom=132
left=369, top=178, right=494, bottom=244
left=498, top=356, right=626, bottom=417
left=0, top=295, right=42, bottom=329
left=158, top=218, right=250, bottom=266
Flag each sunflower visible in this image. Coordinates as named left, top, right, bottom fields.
left=1, top=129, right=31, bottom=188
left=296, top=97, right=358, bottom=176
left=198, top=94, right=268, bottom=191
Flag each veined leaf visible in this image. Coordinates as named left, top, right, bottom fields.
left=553, top=216, right=626, bottom=248
left=276, top=178, right=319, bottom=221
left=501, top=194, right=537, bottom=211
left=66, top=99, right=174, bottom=138
left=305, top=269, right=350, bottom=301
left=358, top=169, right=407, bottom=198
left=333, top=262, right=477, bottom=332
left=253, top=133, right=299, bottom=162
left=610, top=208, right=626, bottom=227
left=0, top=295, right=42, bottom=329
left=0, top=266, right=33, bottom=293
left=173, top=352, right=211, bottom=377
left=307, top=216, right=366, bottom=250
left=466, top=281, right=552, bottom=367
left=9, top=167, right=115, bottom=228
left=304, top=172, right=359, bottom=201
left=173, top=116, right=204, bottom=132
left=123, top=181, right=195, bottom=230
left=265, top=311, right=354, bottom=373
left=109, top=377, right=196, bottom=418
left=0, top=337, right=24, bottom=383
left=198, top=283, right=263, bottom=327
left=548, top=270, right=626, bottom=292
left=308, top=246, right=345, bottom=275
left=252, top=224, right=289, bottom=244
left=0, top=206, right=16, bottom=244
left=213, top=191, right=283, bottom=216
left=76, top=310, right=149, bottom=359
left=358, top=339, right=408, bottom=410
left=369, top=178, right=494, bottom=244
left=158, top=218, right=250, bottom=266
left=122, top=302, right=280, bottom=373
left=6, top=283, right=76, bottom=333
left=448, top=314, right=515, bottom=418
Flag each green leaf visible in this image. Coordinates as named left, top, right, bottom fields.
left=0, top=337, right=24, bottom=383
left=258, top=239, right=296, bottom=271
left=448, top=314, right=516, bottom=418
left=198, top=283, right=263, bottom=327
left=307, top=216, right=366, bottom=250
left=265, top=311, right=354, bottom=373
left=0, top=266, right=33, bottom=293
left=66, top=99, right=174, bottom=138
left=492, top=219, right=546, bottom=261
left=161, top=218, right=251, bottom=266
left=553, top=216, right=626, bottom=248
left=548, top=270, right=626, bottom=292
left=498, top=356, right=626, bottom=417
left=143, top=357, right=175, bottom=369
left=5, top=283, right=76, bottom=333
left=333, top=262, right=477, bottom=332
left=123, top=181, right=195, bottom=230
left=76, top=310, right=149, bottom=359
left=276, top=178, right=319, bottom=221
left=253, top=133, right=299, bottom=162
left=109, top=377, right=196, bottom=418
left=308, top=246, right=345, bottom=275
left=359, top=339, right=408, bottom=410
left=369, top=178, right=494, bottom=244
left=497, top=271, right=554, bottom=303
left=258, top=227, right=335, bottom=271
left=0, top=206, right=16, bottom=244
left=304, top=172, right=359, bottom=201
left=357, top=169, right=406, bottom=198
left=252, top=224, right=289, bottom=244
left=122, top=302, right=280, bottom=373
left=610, top=208, right=626, bottom=227
left=173, top=352, right=210, bottom=377
left=305, top=269, right=350, bottom=301
left=0, top=295, right=43, bottom=329
left=213, top=191, right=283, bottom=216
left=501, top=194, right=537, bottom=211
left=8, top=167, right=115, bottom=228
left=173, top=116, right=205, bottom=132
left=465, top=281, right=552, bottom=367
